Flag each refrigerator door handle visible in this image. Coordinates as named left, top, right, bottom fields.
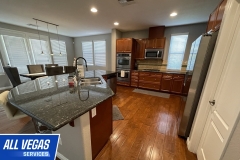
left=184, top=71, right=189, bottom=86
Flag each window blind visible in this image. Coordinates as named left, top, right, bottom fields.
left=51, top=40, right=68, bottom=66
left=29, top=39, right=52, bottom=65
left=167, top=34, right=188, bottom=70
left=2, top=35, right=30, bottom=81
left=82, top=41, right=93, bottom=65
left=38, top=77, right=54, bottom=90
left=187, top=37, right=201, bottom=71
left=94, top=41, right=106, bottom=66
left=56, top=75, right=68, bottom=88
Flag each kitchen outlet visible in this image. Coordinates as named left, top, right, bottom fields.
left=92, top=108, right=96, bottom=117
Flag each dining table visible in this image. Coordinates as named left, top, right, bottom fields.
left=20, top=72, right=47, bottom=80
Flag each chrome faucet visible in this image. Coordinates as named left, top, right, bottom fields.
left=75, top=57, right=88, bottom=71
left=75, top=57, right=88, bottom=85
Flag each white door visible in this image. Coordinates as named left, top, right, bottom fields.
left=197, top=5, right=240, bottom=160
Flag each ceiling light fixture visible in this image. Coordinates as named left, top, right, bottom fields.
left=114, top=22, right=119, bottom=26
left=170, top=12, right=178, bottom=17
left=91, top=8, right=98, bottom=13
left=56, top=26, right=62, bottom=56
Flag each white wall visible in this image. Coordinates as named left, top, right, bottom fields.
left=111, top=29, right=122, bottom=71
left=0, top=22, right=75, bottom=89
left=74, top=34, right=112, bottom=71
left=122, top=29, right=148, bottom=39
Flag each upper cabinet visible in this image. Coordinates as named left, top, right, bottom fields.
left=149, top=26, right=165, bottom=39
left=146, top=38, right=166, bottom=49
left=135, top=39, right=146, bottom=59
left=116, top=38, right=133, bottom=53
left=206, top=0, right=227, bottom=33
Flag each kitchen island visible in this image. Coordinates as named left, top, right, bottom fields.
left=7, top=70, right=117, bottom=160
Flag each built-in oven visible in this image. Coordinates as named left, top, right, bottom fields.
left=145, top=49, right=164, bottom=59
left=116, top=68, right=130, bottom=82
left=116, top=53, right=131, bottom=69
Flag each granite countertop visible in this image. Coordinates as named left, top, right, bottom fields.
left=136, top=70, right=187, bottom=74
left=7, top=70, right=116, bottom=131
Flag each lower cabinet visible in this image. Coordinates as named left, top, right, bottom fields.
left=89, top=98, right=112, bottom=159
left=160, top=74, right=172, bottom=92
left=131, top=71, right=139, bottom=87
left=171, top=74, right=185, bottom=94
left=138, top=82, right=160, bottom=91
left=182, top=76, right=192, bottom=95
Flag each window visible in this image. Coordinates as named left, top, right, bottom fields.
left=51, top=40, right=68, bottom=66
left=0, top=59, right=4, bottom=74
left=82, top=40, right=106, bottom=67
left=187, top=36, right=201, bottom=71
left=167, top=34, right=188, bottom=70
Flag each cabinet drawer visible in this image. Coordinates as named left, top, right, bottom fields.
left=162, top=74, right=173, bottom=78
left=131, top=71, right=139, bottom=75
left=139, top=72, right=151, bottom=76
left=131, top=82, right=138, bottom=87
left=131, top=79, right=138, bottom=83
left=173, top=74, right=184, bottom=79
left=131, top=75, right=139, bottom=80
left=149, top=72, right=162, bottom=78
left=139, top=82, right=160, bottom=91
left=139, top=76, right=161, bottom=82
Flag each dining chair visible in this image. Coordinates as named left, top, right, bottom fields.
left=45, top=66, right=64, bottom=76
left=0, top=91, right=27, bottom=120
left=64, top=66, right=76, bottom=74
left=45, top=64, right=59, bottom=67
left=27, top=64, right=44, bottom=74
left=3, top=66, right=22, bottom=87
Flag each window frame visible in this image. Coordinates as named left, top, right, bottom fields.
left=167, top=33, right=189, bottom=71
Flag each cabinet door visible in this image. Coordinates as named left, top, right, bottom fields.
left=171, top=76, right=184, bottom=94
left=123, top=39, right=133, bottom=52
left=116, top=39, right=124, bottom=52
left=182, top=76, right=192, bottom=95
left=215, top=0, right=227, bottom=30
left=160, top=74, right=173, bottom=92
left=206, top=8, right=218, bottom=32
left=146, top=39, right=155, bottom=49
left=136, top=39, right=146, bottom=58
left=155, top=38, right=165, bottom=49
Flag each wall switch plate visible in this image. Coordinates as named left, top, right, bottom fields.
left=92, top=108, right=96, bottom=118
left=59, top=137, right=62, bottom=145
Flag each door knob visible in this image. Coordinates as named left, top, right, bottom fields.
left=209, top=100, right=215, bottom=106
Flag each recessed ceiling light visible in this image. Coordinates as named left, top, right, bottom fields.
left=114, top=22, right=119, bottom=26
left=91, top=7, right=98, bottom=13
left=170, top=12, right=178, bottom=17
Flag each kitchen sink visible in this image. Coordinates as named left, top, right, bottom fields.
left=80, top=77, right=102, bottom=86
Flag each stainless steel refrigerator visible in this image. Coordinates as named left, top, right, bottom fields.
left=178, top=31, right=219, bottom=138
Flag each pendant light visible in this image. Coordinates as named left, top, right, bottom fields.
left=46, top=23, right=54, bottom=56
left=35, top=20, right=44, bottom=55
left=56, top=25, right=62, bottom=56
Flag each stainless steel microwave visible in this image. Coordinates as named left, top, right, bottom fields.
left=145, top=49, right=164, bottom=59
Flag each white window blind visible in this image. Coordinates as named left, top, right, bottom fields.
left=0, top=59, right=4, bottom=74
left=167, top=34, right=188, bottom=70
left=56, top=74, right=68, bottom=88
left=51, top=40, right=68, bottom=66
left=38, top=77, right=54, bottom=90
left=2, top=35, right=30, bottom=81
left=82, top=41, right=93, bottom=65
left=94, top=41, right=106, bottom=66
left=29, top=39, right=52, bottom=65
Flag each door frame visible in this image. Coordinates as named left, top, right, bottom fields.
left=187, top=0, right=240, bottom=153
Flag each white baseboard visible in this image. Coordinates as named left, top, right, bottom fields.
left=0, top=86, right=12, bottom=90
left=57, top=152, right=69, bottom=160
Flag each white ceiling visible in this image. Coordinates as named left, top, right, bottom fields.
left=0, top=0, right=222, bottom=37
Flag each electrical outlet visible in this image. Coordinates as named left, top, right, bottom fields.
left=92, top=108, right=96, bottom=118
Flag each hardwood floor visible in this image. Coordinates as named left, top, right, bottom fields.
left=95, top=86, right=197, bottom=160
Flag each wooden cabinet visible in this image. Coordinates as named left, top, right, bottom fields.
left=160, top=74, right=173, bottom=92
left=136, top=39, right=146, bottom=59
left=171, top=74, right=185, bottom=94
left=131, top=71, right=139, bottom=87
left=149, top=26, right=165, bottom=39
left=116, top=38, right=133, bottom=53
left=206, top=0, right=227, bottom=32
left=182, top=75, right=192, bottom=95
left=138, top=72, right=162, bottom=91
left=89, top=98, right=112, bottom=159
left=146, top=38, right=165, bottom=49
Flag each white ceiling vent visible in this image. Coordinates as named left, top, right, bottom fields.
left=118, top=0, right=135, bottom=5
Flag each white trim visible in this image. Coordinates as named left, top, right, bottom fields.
left=57, top=152, right=69, bottom=160
left=0, top=86, right=12, bottom=91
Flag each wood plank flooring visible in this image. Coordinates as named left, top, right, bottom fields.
left=95, top=86, right=197, bottom=160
